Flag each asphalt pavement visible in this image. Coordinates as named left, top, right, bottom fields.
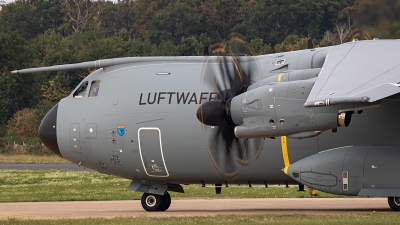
left=0, top=198, right=391, bottom=219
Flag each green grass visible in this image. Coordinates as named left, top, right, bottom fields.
left=0, top=154, right=70, bottom=164
left=1, top=214, right=400, bottom=225
left=0, top=170, right=387, bottom=225
left=0, top=170, right=341, bottom=202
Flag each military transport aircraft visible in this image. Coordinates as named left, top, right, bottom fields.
left=12, top=39, right=400, bottom=211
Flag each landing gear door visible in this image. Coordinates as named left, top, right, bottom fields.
left=342, top=146, right=369, bottom=195
left=138, top=128, right=169, bottom=177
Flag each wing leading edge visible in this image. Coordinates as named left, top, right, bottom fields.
left=305, top=40, right=400, bottom=107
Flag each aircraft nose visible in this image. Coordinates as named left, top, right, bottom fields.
left=38, top=103, right=62, bottom=157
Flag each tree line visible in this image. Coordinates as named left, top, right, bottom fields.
left=1, top=0, right=400, bottom=141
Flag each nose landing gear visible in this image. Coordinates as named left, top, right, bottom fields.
left=141, top=191, right=171, bottom=211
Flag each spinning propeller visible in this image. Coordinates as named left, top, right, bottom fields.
left=197, top=56, right=250, bottom=127
left=197, top=56, right=263, bottom=181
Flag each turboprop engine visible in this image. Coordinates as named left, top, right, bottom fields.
left=197, top=77, right=352, bottom=140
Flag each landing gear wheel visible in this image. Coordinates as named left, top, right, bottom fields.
left=160, top=192, right=171, bottom=211
left=141, top=193, right=163, bottom=211
left=388, top=197, right=400, bottom=211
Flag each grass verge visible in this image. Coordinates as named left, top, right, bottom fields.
left=0, top=154, right=70, bottom=164
left=0, top=170, right=342, bottom=202
left=2, top=214, right=400, bottom=224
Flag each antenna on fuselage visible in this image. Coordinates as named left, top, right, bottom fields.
left=307, top=39, right=314, bottom=49
left=204, top=46, right=210, bottom=56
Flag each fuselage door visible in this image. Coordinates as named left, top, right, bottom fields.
left=138, top=128, right=169, bottom=177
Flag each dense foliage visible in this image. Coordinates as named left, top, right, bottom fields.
left=1, top=0, right=400, bottom=141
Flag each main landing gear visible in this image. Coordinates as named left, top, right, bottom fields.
left=388, top=197, right=400, bottom=211
left=141, top=192, right=171, bottom=211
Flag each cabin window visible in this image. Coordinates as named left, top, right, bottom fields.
left=88, top=80, right=101, bottom=97
left=73, top=81, right=89, bottom=98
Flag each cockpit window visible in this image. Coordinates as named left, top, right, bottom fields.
left=88, top=80, right=100, bottom=97
left=73, top=81, right=88, bottom=98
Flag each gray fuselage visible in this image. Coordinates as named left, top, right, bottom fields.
left=54, top=47, right=400, bottom=187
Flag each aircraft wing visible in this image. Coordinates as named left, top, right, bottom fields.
left=304, top=40, right=400, bottom=107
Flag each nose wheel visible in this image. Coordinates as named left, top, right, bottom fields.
left=141, top=192, right=171, bottom=211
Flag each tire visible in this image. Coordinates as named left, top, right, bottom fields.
left=388, top=197, right=400, bottom=211
left=141, top=193, right=163, bottom=211
left=160, top=192, right=171, bottom=211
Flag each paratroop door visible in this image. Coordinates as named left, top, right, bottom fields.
left=138, top=128, right=169, bottom=177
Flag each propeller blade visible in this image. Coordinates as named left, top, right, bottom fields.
left=198, top=54, right=262, bottom=179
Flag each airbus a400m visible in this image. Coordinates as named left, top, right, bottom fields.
left=13, top=39, right=400, bottom=211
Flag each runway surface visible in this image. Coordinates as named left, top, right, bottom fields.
left=0, top=164, right=90, bottom=171
left=0, top=198, right=391, bottom=219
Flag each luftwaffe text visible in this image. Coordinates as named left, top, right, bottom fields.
left=139, top=92, right=218, bottom=105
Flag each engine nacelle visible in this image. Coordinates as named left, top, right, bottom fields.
left=230, top=79, right=341, bottom=139
left=287, top=145, right=400, bottom=197
left=247, top=68, right=321, bottom=91
left=197, top=72, right=355, bottom=139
